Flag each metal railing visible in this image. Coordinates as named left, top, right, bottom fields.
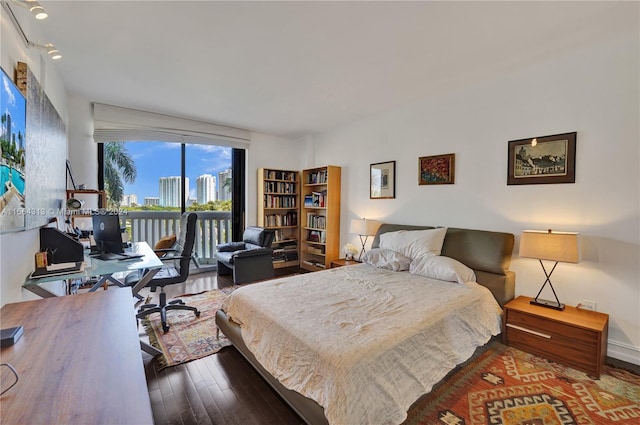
left=120, top=211, right=232, bottom=264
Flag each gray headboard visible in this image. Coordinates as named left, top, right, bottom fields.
left=371, top=224, right=515, bottom=306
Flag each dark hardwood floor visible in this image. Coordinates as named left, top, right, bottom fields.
left=139, top=268, right=305, bottom=425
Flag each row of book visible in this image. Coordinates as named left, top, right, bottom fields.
left=307, top=170, right=328, bottom=184
left=264, top=181, right=296, bottom=194
left=273, top=230, right=296, bottom=242
left=302, top=259, right=326, bottom=269
left=273, top=244, right=299, bottom=263
left=307, top=229, right=326, bottom=243
left=265, top=212, right=297, bottom=228
left=306, top=213, right=326, bottom=229
left=264, top=170, right=297, bottom=181
left=303, top=190, right=327, bottom=208
left=264, top=194, right=296, bottom=208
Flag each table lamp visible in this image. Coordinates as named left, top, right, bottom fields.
left=350, top=218, right=382, bottom=261
left=519, top=229, right=581, bottom=310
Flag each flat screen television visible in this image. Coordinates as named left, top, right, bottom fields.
left=92, top=213, right=123, bottom=254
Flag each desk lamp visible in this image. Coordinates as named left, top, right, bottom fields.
left=350, top=218, right=382, bottom=261
left=519, top=229, right=581, bottom=310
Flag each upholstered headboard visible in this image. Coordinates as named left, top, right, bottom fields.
left=371, top=224, right=516, bottom=306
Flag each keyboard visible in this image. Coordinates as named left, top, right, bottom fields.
left=91, top=252, right=143, bottom=261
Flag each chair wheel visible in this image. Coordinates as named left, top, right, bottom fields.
left=163, top=324, right=170, bottom=333
left=195, top=311, right=201, bottom=318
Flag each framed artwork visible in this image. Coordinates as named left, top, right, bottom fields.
left=370, top=160, right=395, bottom=199
left=507, top=132, right=576, bottom=185
left=0, top=67, right=27, bottom=233
left=419, top=153, right=455, bottom=185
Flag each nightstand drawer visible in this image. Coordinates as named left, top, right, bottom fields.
left=505, top=323, right=598, bottom=374
left=507, top=310, right=599, bottom=346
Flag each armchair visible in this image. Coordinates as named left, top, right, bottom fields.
left=215, top=226, right=275, bottom=284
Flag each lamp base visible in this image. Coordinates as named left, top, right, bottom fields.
left=530, top=298, right=565, bottom=311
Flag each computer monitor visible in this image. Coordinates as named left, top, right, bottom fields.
left=92, top=213, right=124, bottom=254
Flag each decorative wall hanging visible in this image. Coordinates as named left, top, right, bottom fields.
left=419, top=153, right=455, bottom=185
left=507, top=132, right=576, bottom=185
left=370, top=160, right=396, bottom=199
left=0, top=67, right=27, bottom=233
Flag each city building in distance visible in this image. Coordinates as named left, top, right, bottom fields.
left=218, top=168, right=232, bottom=201
left=159, top=176, right=189, bottom=207
left=196, top=174, right=217, bottom=204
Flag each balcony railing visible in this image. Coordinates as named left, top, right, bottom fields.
left=120, top=211, right=232, bottom=265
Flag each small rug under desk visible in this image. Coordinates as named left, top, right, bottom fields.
left=142, top=288, right=237, bottom=369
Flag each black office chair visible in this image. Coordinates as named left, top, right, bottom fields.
left=126, top=212, right=200, bottom=332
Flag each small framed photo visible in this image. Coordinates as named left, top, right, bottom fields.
left=507, top=132, right=576, bottom=185
left=419, top=153, right=455, bottom=185
left=370, top=161, right=396, bottom=199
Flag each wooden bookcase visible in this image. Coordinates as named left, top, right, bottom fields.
left=300, top=165, right=341, bottom=271
left=257, top=168, right=300, bottom=269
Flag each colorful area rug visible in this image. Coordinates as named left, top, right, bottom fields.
left=403, top=342, right=640, bottom=425
left=142, top=288, right=237, bottom=369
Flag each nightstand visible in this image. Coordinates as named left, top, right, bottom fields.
left=330, top=258, right=361, bottom=268
left=503, top=295, right=608, bottom=378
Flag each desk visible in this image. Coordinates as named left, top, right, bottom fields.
left=0, top=289, right=154, bottom=425
left=23, top=241, right=163, bottom=299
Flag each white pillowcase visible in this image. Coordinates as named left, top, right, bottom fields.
left=362, top=248, right=412, bottom=271
left=409, top=255, right=476, bottom=284
left=378, top=227, right=447, bottom=261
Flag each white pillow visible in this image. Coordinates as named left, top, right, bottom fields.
left=378, top=227, right=447, bottom=260
left=362, top=248, right=412, bottom=271
left=409, top=255, right=476, bottom=284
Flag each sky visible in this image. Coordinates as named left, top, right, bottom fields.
left=122, top=141, right=231, bottom=201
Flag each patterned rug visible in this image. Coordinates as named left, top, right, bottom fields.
left=142, top=287, right=238, bottom=369
left=403, top=342, right=640, bottom=425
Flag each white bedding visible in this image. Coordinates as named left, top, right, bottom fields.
left=222, top=263, right=503, bottom=425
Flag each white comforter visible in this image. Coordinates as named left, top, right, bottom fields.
left=222, top=264, right=502, bottom=425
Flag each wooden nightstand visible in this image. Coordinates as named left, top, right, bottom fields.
left=330, top=258, right=361, bottom=268
left=503, top=296, right=608, bottom=378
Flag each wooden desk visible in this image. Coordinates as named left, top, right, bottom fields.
left=0, top=289, right=154, bottom=425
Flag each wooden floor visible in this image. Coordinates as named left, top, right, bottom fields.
left=140, top=268, right=305, bottom=425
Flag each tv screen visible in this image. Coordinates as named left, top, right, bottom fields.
left=92, top=213, right=124, bottom=254
left=0, top=67, right=27, bottom=232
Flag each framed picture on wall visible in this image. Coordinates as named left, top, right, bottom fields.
left=0, top=67, right=27, bottom=233
left=507, top=132, right=576, bottom=185
left=418, top=153, right=455, bottom=185
left=370, top=161, right=396, bottom=199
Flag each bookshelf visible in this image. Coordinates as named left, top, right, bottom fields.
left=66, top=189, right=107, bottom=227
left=257, top=168, right=300, bottom=269
left=300, top=165, right=341, bottom=271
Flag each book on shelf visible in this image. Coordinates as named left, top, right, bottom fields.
left=307, top=170, right=328, bottom=184
left=302, top=259, right=326, bottom=269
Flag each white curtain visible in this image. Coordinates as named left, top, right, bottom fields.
left=93, top=103, right=251, bottom=148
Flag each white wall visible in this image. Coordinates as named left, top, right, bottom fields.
left=246, top=132, right=305, bottom=226
left=0, top=8, right=69, bottom=306
left=312, top=31, right=639, bottom=364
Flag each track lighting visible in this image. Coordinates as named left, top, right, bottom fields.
left=11, top=0, right=48, bottom=20
left=28, top=41, right=62, bottom=60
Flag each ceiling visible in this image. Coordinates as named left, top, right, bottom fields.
left=8, top=1, right=635, bottom=139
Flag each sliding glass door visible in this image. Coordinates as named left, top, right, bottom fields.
left=98, top=141, right=242, bottom=265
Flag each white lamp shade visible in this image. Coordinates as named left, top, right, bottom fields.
left=349, top=219, right=382, bottom=236
left=519, top=230, right=581, bottom=263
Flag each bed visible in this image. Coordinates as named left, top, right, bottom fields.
left=215, top=224, right=515, bottom=425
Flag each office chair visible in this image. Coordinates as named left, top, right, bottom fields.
left=126, top=212, right=200, bottom=332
